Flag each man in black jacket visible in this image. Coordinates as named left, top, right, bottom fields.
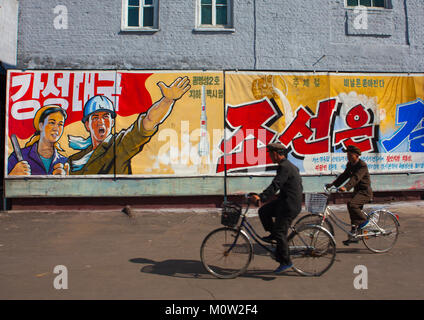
left=326, top=145, right=373, bottom=245
left=250, top=143, right=303, bottom=274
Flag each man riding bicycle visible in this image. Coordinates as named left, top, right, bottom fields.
left=249, top=143, right=303, bottom=274
left=325, top=145, right=373, bottom=245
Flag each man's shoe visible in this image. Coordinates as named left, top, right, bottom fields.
left=359, top=220, right=370, bottom=230
left=342, top=238, right=359, bottom=246
left=261, top=234, right=276, bottom=243
left=274, top=263, right=293, bottom=274
left=343, top=226, right=360, bottom=246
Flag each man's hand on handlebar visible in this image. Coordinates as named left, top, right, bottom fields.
left=324, top=184, right=347, bottom=193
left=247, top=193, right=261, bottom=207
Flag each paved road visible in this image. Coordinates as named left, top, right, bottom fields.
left=0, top=201, right=423, bottom=300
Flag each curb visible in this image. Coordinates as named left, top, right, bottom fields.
left=1, top=200, right=422, bottom=215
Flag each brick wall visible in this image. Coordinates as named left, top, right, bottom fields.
left=0, top=0, right=19, bottom=66
left=16, top=0, right=424, bottom=72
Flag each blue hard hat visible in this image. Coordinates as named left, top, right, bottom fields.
left=82, top=95, right=116, bottom=123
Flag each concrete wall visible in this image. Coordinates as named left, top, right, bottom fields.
left=16, top=0, right=424, bottom=72
left=0, top=0, right=19, bottom=66
left=5, top=173, right=424, bottom=198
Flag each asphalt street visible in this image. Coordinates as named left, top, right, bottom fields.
left=0, top=201, right=423, bottom=300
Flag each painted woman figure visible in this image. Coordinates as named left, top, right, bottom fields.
left=8, top=105, right=69, bottom=176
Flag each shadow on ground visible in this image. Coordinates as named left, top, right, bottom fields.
left=129, top=241, right=371, bottom=281
left=129, top=257, right=298, bottom=281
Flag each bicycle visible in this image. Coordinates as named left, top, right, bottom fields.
left=294, top=186, right=400, bottom=253
left=200, top=195, right=336, bottom=279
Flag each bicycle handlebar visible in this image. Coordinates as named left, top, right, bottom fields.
left=324, top=185, right=342, bottom=194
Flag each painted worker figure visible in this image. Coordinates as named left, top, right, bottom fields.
left=249, top=143, right=303, bottom=274
left=68, top=76, right=191, bottom=175
left=326, top=145, right=373, bottom=246
left=8, top=105, right=69, bottom=175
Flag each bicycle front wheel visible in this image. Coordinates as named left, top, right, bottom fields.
left=288, top=225, right=336, bottom=277
left=200, top=227, right=253, bottom=279
left=362, top=210, right=399, bottom=253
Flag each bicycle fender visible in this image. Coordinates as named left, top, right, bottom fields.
left=371, top=209, right=400, bottom=226
left=239, top=229, right=254, bottom=262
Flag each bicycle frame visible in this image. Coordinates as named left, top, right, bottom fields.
left=240, top=216, right=275, bottom=254
left=323, top=200, right=399, bottom=238
left=227, top=201, right=315, bottom=256
left=323, top=206, right=354, bottom=236
left=225, top=203, right=274, bottom=255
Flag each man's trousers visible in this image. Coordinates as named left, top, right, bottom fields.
left=258, top=199, right=299, bottom=265
left=347, top=192, right=371, bottom=227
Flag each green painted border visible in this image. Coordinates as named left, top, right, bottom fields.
left=4, top=173, right=424, bottom=198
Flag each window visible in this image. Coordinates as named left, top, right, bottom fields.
left=196, top=0, right=233, bottom=30
left=122, top=0, right=158, bottom=31
left=346, top=0, right=389, bottom=8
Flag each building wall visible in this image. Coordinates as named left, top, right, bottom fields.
left=0, top=0, right=19, bottom=66
left=9, top=1, right=424, bottom=200
left=16, top=0, right=424, bottom=72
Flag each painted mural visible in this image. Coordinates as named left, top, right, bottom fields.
left=6, top=70, right=225, bottom=177
left=5, top=70, right=424, bottom=178
left=221, top=72, right=424, bottom=175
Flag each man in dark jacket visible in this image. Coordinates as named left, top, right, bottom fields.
left=250, top=143, right=303, bottom=274
left=326, top=145, right=373, bottom=245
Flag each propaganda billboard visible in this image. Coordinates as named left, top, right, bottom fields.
left=5, top=70, right=424, bottom=178
left=222, top=72, right=424, bottom=175
left=5, top=70, right=224, bottom=177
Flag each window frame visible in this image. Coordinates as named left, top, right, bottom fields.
left=121, top=0, right=159, bottom=32
left=195, top=0, right=234, bottom=32
left=345, top=0, right=391, bottom=10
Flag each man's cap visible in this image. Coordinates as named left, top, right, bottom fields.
left=82, top=95, right=116, bottom=123
left=346, top=145, right=361, bottom=155
left=266, top=143, right=288, bottom=154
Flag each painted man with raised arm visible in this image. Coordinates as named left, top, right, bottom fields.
left=68, top=76, right=191, bottom=175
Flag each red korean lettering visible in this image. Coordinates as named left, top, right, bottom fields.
left=334, top=104, right=375, bottom=152
left=278, top=98, right=337, bottom=157
left=217, top=99, right=281, bottom=173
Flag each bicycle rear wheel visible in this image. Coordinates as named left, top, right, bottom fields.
left=294, top=213, right=335, bottom=236
left=288, top=225, right=336, bottom=276
left=362, top=210, right=399, bottom=253
left=200, top=227, right=253, bottom=279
